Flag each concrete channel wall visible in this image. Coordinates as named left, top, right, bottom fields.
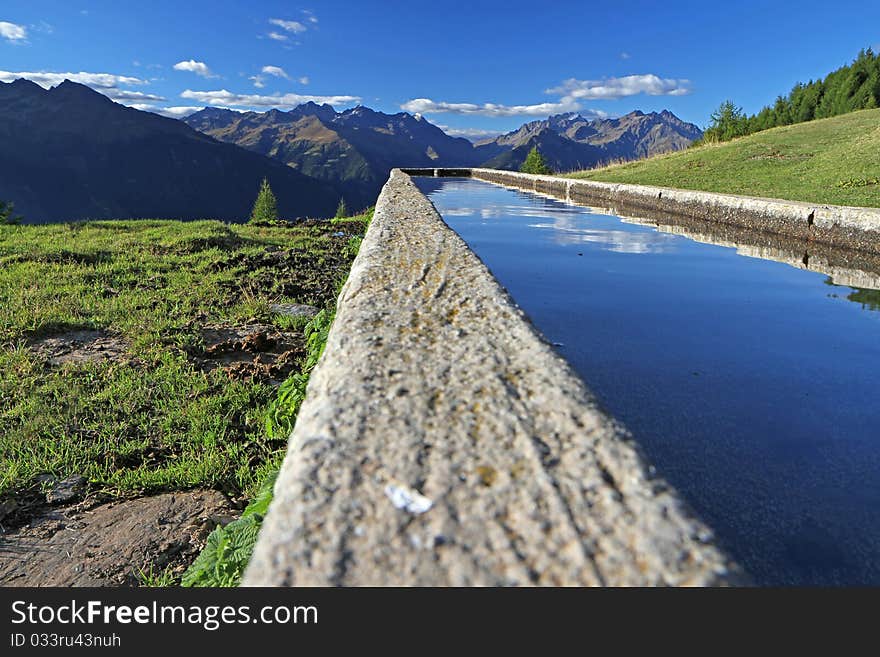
left=467, top=168, right=880, bottom=255
left=243, top=169, right=742, bottom=586
left=402, top=167, right=880, bottom=255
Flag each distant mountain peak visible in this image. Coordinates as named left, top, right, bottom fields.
left=480, top=108, right=702, bottom=172
left=47, top=79, right=115, bottom=105
left=199, top=106, right=236, bottom=115
left=51, top=79, right=95, bottom=93
left=9, top=78, right=42, bottom=90
left=0, top=79, right=339, bottom=222
left=0, top=78, right=44, bottom=100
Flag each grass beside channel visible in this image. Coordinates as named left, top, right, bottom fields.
left=0, top=211, right=370, bottom=585
left=565, top=108, right=880, bottom=208
left=180, top=210, right=371, bottom=588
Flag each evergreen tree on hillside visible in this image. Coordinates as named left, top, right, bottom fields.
left=703, top=100, right=749, bottom=142
left=0, top=200, right=21, bottom=225
left=699, top=48, right=880, bottom=145
left=335, top=197, right=348, bottom=218
left=249, top=178, right=278, bottom=224
left=520, top=146, right=552, bottom=174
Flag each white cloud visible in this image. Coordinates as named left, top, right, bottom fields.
left=261, top=65, right=291, bottom=80
left=248, top=66, right=300, bottom=89
left=547, top=74, right=692, bottom=100
left=173, top=60, right=216, bottom=78
left=437, top=125, right=502, bottom=140
left=620, top=52, right=631, bottom=60
left=267, top=31, right=289, bottom=42
left=129, top=105, right=205, bottom=118
left=269, top=18, right=307, bottom=34
left=0, top=21, right=27, bottom=42
left=401, top=97, right=581, bottom=117
left=406, top=73, right=691, bottom=120
left=180, top=88, right=361, bottom=109
left=0, top=69, right=148, bottom=89
left=249, top=67, right=295, bottom=89
left=302, top=10, right=318, bottom=24
left=104, top=89, right=166, bottom=102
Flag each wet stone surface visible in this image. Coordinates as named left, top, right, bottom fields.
left=0, top=490, right=234, bottom=586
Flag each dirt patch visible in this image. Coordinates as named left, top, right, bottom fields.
left=0, top=490, right=234, bottom=586
left=748, top=149, right=814, bottom=161
left=30, top=330, right=128, bottom=366
left=191, top=324, right=305, bottom=384
left=213, top=246, right=350, bottom=307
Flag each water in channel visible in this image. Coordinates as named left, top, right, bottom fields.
left=416, top=176, right=880, bottom=586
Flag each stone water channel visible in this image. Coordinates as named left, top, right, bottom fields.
left=246, top=169, right=880, bottom=587
left=416, top=176, right=880, bottom=586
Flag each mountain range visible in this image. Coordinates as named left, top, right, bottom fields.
left=0, top=77, right=702, bottom=223
left=477, top=110, right=704, bottom=172
left=184, top=103, right=480, bottom=212
left=0, top=79, right=339, bottom=223
left=185, top=106, right=702, bottom=209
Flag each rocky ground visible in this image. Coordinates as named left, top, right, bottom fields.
left=0, top=490, right=233, bottom=586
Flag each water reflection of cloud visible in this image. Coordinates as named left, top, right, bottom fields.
left=439, top=194, right=677, bottom=254
left=444, top=204, right=588, bottom=221
left=528, top=217, right=678, bottom=254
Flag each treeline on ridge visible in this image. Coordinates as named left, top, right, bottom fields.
left=699, top=48, right=880, bottom=144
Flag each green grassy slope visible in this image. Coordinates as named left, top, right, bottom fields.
left=0, top=215, right=367, bottom=506
left=565, top=109, right=880, bottom=207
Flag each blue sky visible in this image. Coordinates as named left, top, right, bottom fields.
left=2, top=1, right=878, bottom=138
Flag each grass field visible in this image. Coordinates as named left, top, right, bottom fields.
left=0, top=214, right=368, bottom=515
left=565, top=108, right=880, bottom=208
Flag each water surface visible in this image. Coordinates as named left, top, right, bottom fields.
left=416, top=176, right=880, bottom=586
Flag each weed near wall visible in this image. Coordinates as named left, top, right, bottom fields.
left=179, top=209, right=372, bottom=587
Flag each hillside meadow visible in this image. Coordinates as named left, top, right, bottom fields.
left=566, top=108, right=880, bottom=208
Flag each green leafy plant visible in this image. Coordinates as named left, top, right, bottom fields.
left=520, top=146, right=553, bottom=174
left=249, top=177, right=278, bottom=224
left=345, top=235, right=363, bottom=258
left=137, top=564, right=179, bottom=587
left=181, top=470, right=278, bottom=587
left=265, top=307, right=335, bottom=441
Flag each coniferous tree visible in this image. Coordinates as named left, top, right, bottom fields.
left=335, top=197, right=348, bottom=218
left=249, top=177, right=278, bottom=224
left=0, top=200, right=21, bottom=225
left=703, top=100, right=749, bottom=142
left=520, top=146, right=552, bottom=174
